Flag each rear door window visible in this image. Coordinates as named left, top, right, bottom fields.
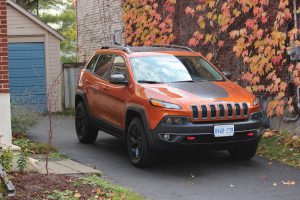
left=93, top=54, right=114, bottom=79
left=86, top=55, right=99, bottom=72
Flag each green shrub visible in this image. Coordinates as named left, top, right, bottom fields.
left=11, top=105, right=38, bottom=135
left=13, top=138, right=57, bottom=155
left=17, top=147, right=29, bottom=173
left=0, top=148, right=13, bottom=172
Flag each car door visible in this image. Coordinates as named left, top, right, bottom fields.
left=90, top=54, right=114, bottom=119
left=81, top=55, right=100, bottom=117
left=100, top=55, right=130, bottom=128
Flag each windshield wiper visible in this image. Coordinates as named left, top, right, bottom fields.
left=138, top=80, right=162, bottom=84
left=171, top=80, right=195, bottom=83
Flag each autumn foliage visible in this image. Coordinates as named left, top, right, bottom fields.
left=122, top=0, right=300, bottom=117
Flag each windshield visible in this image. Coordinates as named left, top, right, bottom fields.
left=130, top=55, right=224, bottom=83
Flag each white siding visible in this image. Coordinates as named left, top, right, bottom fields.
left=7, top=4, right=62, bottom=112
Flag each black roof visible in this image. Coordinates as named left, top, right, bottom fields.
left=100, top=45, right=194, bottom=54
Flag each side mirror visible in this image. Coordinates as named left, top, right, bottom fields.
left=110, top=74, right=128, bottom=85
left=222, top=71, right=232, bottom=80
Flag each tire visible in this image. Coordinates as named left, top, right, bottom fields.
left=126, top=117, right=157, bottom=168
left=228, top=143, right=258, bottom=160
left=75, top=102, right=98, bottom=144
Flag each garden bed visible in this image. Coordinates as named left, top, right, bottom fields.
left=3, top=174, right=143, bottom=200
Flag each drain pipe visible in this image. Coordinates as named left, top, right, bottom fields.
left=284, top=0, right=300, bottom=122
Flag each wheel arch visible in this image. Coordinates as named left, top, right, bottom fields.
left=125, top=105, right=154, bottom=148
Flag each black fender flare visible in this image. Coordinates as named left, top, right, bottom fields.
left=75, top=89, right=90, bottom=113
left=125, top=104, right=155, bottom=148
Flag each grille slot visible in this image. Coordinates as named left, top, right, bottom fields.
left=235, top=103, right=241, bottom=116
left=210, top=105, right=216, bottom=118
left=191, top=106, right=199, bottom=119
left=243, top=103, right=248, bottom=116
left=201, top=105, right=208, bottom=118
left=227, top=104, right=233, bottom=117
left=219, top=104, right=225, bottom=117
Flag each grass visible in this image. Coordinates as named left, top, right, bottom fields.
left=258, top=130, right=300, bottom=168
left=56, top=109, right=75, bottom=117
left=78, top=175, right=145, bottom=200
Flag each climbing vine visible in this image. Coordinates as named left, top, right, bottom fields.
left=122, top=0, right=300, bottom=117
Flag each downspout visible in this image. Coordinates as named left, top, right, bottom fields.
left=284, top=0, right=299, bottom=122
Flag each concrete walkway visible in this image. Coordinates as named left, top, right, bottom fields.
left=37, top=159, right=101, bottom=175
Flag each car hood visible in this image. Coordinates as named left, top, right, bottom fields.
left=138, top=81, right=255, bottom=108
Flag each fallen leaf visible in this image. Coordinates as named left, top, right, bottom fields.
left=74, top=193, right=81, bottom=198
left=263, top=131, right=276, bottom=138
left=282, top=180, right=296, bottom=185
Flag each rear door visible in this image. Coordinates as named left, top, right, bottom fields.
left=90, top=54, right=114, bottom=119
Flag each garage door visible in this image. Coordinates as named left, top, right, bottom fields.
left=8, top=43, right=46, bottom=111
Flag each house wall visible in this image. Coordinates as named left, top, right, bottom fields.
left=0, top=0, right=12, bottom=144
left=76, top=0, right=123, bottom=62
left=7, top=4, right=62, bottom=112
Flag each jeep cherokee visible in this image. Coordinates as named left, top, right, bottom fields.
left=75, top=45, right=262, bottom=168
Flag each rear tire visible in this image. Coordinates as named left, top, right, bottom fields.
left=126, top=117, right=157, bottom=168
left=228, top=143, right=258, bottom=160
left=75, top=102, right=98, bottom=144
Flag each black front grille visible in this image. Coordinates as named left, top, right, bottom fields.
left=191, top=102, right=249, bottom=120
left=210, top=105, right=216, bottom=118
left=235, top=103, right=241, bottom=116
left=201, top=105, right=208, bottom=118
left=191, top=106, right=198, bottom=119
left=227, top=104, right=233, bottom=117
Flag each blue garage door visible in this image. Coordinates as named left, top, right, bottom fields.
left=8, top=43, right=46, bottom=111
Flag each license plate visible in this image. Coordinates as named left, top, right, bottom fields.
left=214, top=125, right=234, bottom=137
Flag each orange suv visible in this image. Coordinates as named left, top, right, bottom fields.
left=75, top=45, right=262, bottom=168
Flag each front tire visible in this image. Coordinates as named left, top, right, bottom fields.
left=75, top=102, right=98, bottom=144
left=126, top=117, right=156, bottom=168
left=228, top=143, right=258, bottom=160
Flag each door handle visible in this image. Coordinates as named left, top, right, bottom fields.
left=103, top=86, right=109, bottom=91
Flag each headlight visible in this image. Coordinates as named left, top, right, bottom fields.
left=149, top=99, right=182, bottom=110
left=253, top=97, right=260, bottom=106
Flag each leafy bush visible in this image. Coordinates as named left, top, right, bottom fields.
left=13, top=138, right=57, bottom=155
left=17, top=147, right=29, bottom=173
left=0, top=148, right=13, bottom=172
left=11, top=105, right=38, bottom=135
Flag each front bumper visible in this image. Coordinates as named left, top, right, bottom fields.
left=148, top=114, right=263, bottom=151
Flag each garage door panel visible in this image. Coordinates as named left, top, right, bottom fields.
left=8, top=42, right=47, bottom=112
left=9, top=43, right=44, bottom=51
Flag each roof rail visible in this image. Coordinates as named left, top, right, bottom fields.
left=152, top=44, right=194, bottom=52
left=101, top=45, right=132, bottom=54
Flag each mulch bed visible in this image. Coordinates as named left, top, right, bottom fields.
left=8, top=173, right=95, bottom=200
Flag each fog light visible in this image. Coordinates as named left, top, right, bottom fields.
left=164, top=117, right=189, bottom=125
left=163, top=134, right=171, bottom=141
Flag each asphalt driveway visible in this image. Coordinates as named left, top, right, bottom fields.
left=28, top=116, right=300, bottom=200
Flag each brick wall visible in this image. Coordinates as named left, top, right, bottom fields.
left=76, top=0, right=124, bottom=63
left=0, top=0, right=8, bottom=93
